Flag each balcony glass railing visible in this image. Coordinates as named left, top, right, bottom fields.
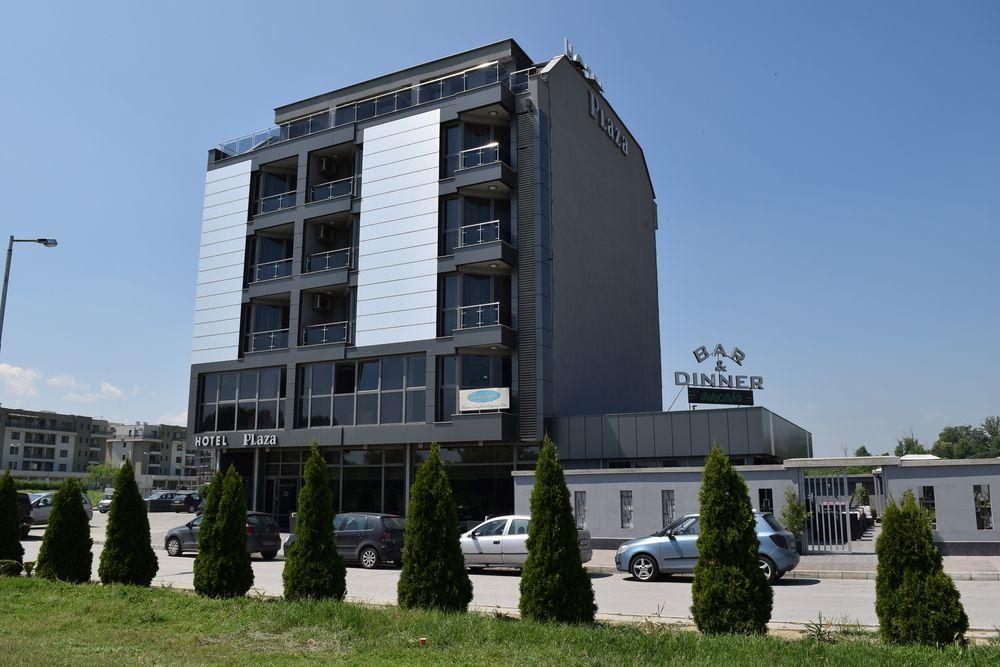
left=310, top=176, right=354, bottom=203
left=214, top=64, right=538, bottom=161
left=252, top=258, right=293, bottom=282
left=459, top=142, right=507, bottom=170
left=255, top=190, right=297, bottom=216
left=458, top=302, right=509, bottom=329
left=302, top=321, right=349, bottom=346
left=458, top=219, right=510, bottom=247
left=245, top=328, right=289, bottom=353
left=305, top=247, right=351, bottom=273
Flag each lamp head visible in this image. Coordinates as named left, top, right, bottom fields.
left=38, top=239, right=58, bottom=248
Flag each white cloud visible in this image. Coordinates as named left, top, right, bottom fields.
left=66, top=381, right=128, bottom=403
left=156, top=409, right=188, bottom=426
left=45, top=374, right=88, bottom=390
left=0, top=363, right=41, bottom=397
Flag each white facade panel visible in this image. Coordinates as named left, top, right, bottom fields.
left=355, top=110, right=440, bottom=348
left=192, top=160, right=251, bottom=363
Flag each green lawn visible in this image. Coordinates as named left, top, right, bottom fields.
left=0, top=578, right=996, bottom=665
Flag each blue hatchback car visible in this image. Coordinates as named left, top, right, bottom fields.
left=615, top=512, right=799, bottom=583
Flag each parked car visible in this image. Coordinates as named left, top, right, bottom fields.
left=614, top=512, right=799, bottom=583
left=170, top=491, right=203, bottom=513
left=17, top=492, right=32, bottom=538
left=459, top=515, right=593, bottom=569
left=28, top=492, right=94, bottom=525
left=96, top=493, right=113, bottom=513
left=144, top=490, right=178, bottom=512
left=282, top=512, right=405, bottom=569
left=164, top=511, right=282, bottom=560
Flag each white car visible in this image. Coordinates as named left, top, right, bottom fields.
left=29, top=492, right=94, bottom=525
left=459, top=514, right=593, bottom=569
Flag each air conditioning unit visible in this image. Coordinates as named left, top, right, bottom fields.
left=318, top=156, right=337, bottom=178
left=312, top=294, right=333, bottom=311
left=316, top=225, right=334, bottom=242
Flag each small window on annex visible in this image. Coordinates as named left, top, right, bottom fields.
left=919, top=486, right=937, bottom=529
left=974, top=484, right=993, bottom=531
left=197, top=367, right=286, bottom=432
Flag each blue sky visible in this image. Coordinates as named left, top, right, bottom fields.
left=0, top=1, right=996, bottom=455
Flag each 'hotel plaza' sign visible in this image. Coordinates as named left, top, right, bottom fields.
left=674, top=343, right=764, bottom=391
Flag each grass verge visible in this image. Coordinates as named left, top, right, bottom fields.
left=0, top=577, right=996, bottom=665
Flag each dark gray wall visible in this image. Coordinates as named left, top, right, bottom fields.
left=543, top=58, right=662, bottom=417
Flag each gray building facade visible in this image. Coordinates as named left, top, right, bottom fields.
left=1, top=407, right=109, bottom=474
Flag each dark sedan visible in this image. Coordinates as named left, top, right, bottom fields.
left=170, top=491, right=203, bottom=513
left=283, top=512, right=404, bottom=569
left=145, top=491, right=178, bottom=512
left=164, top=511, right=281, bottom=560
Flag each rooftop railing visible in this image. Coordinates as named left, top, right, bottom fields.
left=214, top=64, right=538, bottom=162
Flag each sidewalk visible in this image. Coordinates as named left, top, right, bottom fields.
left=586, top=550, right=1000, bottom=581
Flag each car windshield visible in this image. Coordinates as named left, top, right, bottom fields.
left=146, top=492, right=163, bottom=499
left=29, top=493, right=47, bottom=502
left=102, top=494, right=113, bottom=500
left=381, top=516, right=405, bottom=530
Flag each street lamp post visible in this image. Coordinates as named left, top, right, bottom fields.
left=0, top=235, right=58, bottom=354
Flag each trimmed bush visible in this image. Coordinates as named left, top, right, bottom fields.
left=0, top=472, right=23, bottom=564
left=691, top=446, right=772, bottom=634
left=876, top=491, right=968, bottom=645
left=193, top=467, right=253, bottom=598
left=284, top=444, right=346, bottom=601
left=98, top=459, right=158, bottom=586
left=0, top=559, right=22, bottom=576
left=519, top=435, right=595, bottom=623
left=35, top=479, right=93, bottom=583
left=779, top=485, right=810, bottom=544
left=397, top=443, right=472, bottom=612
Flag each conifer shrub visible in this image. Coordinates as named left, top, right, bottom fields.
left=876, top=491, right=968, bottom=645
left=0, top=472, right=23, bottom=564
left=690, top=446, right=772, bottom=634
left=98, top=459, right=158, bottom=586
left=35, top=479, right=93, bottom=583
left=0, top=560, right=22, bottom=576
left=194, top=467, right=254, bottom=598
left=519, top=435, right=595, bottom=623
left=284, top=444, right=346, bottom=600
left=397, top=443, right=472, bottom=612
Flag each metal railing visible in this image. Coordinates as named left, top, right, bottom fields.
left=252, top=258, right=293, bottom=282
left=305, top=247, right=351, bottom=273
left=458, top=219, right=509, bottom=247
left=254, top=190, right=297, bottom=215
left=214, top=62, right=538, bottom=161
left=458, top=302, right=508, bottom=329
left=310, top=176, right=354, bottom=203
left=245, top=328, right=289, bottom=353
left=458, top=142, right=503, bottom=170
left=301, top=321, right=349, bottom=346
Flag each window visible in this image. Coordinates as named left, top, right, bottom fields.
left=437, top=356, right=457, bottom=421
left=59, top=450, right=67, bottom=458
left=620, top=490, right=634, bottom=529
left=758, top=488, right=774, bottom=513
left=10, top=432, right=19, bottom=440
left=661, top=490, right=675, bottom=528
left=574, top=490, right=587, bottom=529
left=607, top=461, right=633, bottom=469
left=7, top=445, right=16, bottom=455
left=474, top=518, right=508, bottom=536
left=974, top=484, right=993, bottom=531
left=296, top=355, right=426, bottom=427
left=508, top=518, right=530, bottom=535
left=440, top=121, right=510, bottom=177
left=60, top=435, right=69, bottom=443
left=197, top=367, right=286, bottom=432
left=436, top=354, right=511, bottom=421
left=437, top=272, right=510, bottom=333
left=58, top=464, right=66, bottom=472
left=674, top=517, right=700, bottom=535
left=919, top=486, right=937, bottom=529
left=440, top=196, right=511, bottom=255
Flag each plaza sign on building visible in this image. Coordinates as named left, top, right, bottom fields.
left=674, top=343, right=764, bottom=406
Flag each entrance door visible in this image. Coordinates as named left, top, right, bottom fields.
left=275, top=479, right=298, bottom=531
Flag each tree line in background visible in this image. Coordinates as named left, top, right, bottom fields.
left=850, top=415, right=1000, bottom=459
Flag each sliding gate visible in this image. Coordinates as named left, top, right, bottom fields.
left=801, top=473, right=853, bottom=554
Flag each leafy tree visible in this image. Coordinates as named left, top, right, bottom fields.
left=519, top=436, right=595, bottom=623
left=894, top=432, right=927, bottom=457
left=852, top=483, right=870, bottom=506
left=983, top=416, right=1000, bottom=442
left=397, top=443, right=472, bottom=612
left=35, top=479, right=93, bottom=583
left=284, top=444, right=346, bottom=601
left=876, top=491, right=967, bottom=644
left=779, top=485, right=810, bottom=543
left=86, top=463, right=118, bottom=489
left=691, top=446, right=772, bottom=634
left=194, top=467, right=253, bottom=598
left=0, top=472, right=23, bottom=564
left=854, top=446, right=871, bottom=457
left=98, top=459, right=158, bottom=586
left=931, top=425, right=990, bottom=459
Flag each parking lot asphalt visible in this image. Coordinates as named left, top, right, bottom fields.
left=20, top=512, right=1000, bottom=631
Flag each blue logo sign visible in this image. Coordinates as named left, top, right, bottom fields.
left=467, top=390, right=501, bottom=403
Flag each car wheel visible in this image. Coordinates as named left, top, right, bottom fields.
left=166, top=537, right=182, bottom=557
left=260, top=550, right=278, bottom=561
left=188, top=505, right=196, bottom=514
left=759, top=556, right=777, bottom=584
left=630, top=554, right=659, bottom=582
left=359, top=546, right=380, bottom=569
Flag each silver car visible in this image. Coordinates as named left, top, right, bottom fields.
left=29, top=492, right=94, bottom=525
left=460, top=514, right=593, bottom=569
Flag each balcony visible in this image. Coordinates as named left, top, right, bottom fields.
left=302, top=321, right=349, bottom=346
left=213, top=63, right=537, bottom=162
left=458, top=302, right=509, bottom=330
left=251, top=258, right=293, bottom=283
left=254, top=190, right=297, bottom=216
left=310, top=176, right=354, bottom=203
left=459, top=220, right=509, bottom=247
left=457, top=142, right=508, bottom=171
left=305, top=247, right=351, bottom=273
left=245, top=328, right=289, bottom=353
